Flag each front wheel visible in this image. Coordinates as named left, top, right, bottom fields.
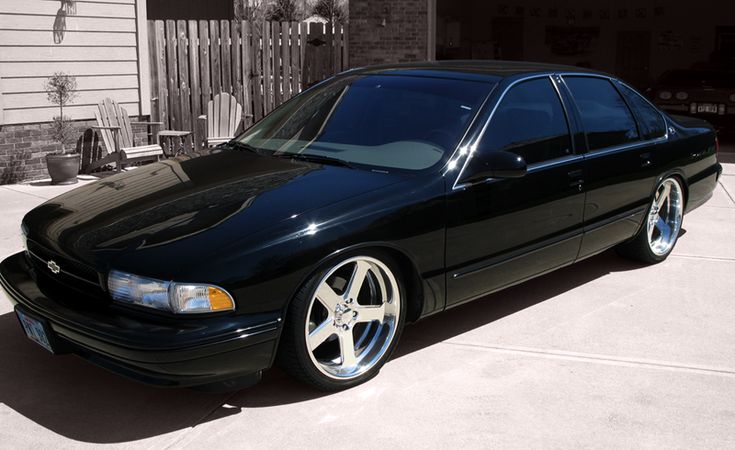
left=617, top=177, right=685, bottom=264
left=278, top=252, right=405, bottom=391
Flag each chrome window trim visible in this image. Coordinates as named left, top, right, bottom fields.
left=454, top=154, right=585, bottom=190
left=558, top=72, right=671, bottom=143
left=452, top=71, right=671, bottom=190
left=440, top=83, right=498, bottom=174
left=581, top=135, right=668, bottom=160
left=614, top=79, right=670, bottom=141
left=450, top=73, right=554, bottom=190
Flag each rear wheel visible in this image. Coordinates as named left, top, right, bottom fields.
left=617, top=177, right=684, bottom=263
left=278, top=252, right=405, bottom=391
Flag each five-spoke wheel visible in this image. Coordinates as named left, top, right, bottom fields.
left=617, top=176, right=685, bottom=263
left=279, top=252, right=404, bottom=390
left=646, top=178, right=684, bottom=256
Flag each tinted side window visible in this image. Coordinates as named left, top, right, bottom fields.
left=480, top=78, right=572, bottom=164
left=617, top=83, right=667, bottom=140
left=564, top=77, right=639, bottom=150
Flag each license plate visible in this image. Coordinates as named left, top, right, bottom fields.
left=697, top=103, right=718, bottom=113
left=16, top=307, right=55, bottom=353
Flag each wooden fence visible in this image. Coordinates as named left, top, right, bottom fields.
left=147, top=20, right=348, bottom=148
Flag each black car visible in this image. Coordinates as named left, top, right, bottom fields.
left=0, top=61, right=722, bottom=391
left=651, top=68, right=735, bottom=132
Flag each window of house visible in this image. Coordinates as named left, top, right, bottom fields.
left=477, top=78, right=572, bottom=165
left=563, top=77, right=640, bottom=150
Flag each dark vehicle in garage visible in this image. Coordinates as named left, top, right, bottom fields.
left=651, top=68, right=735, bottom=132
left=0, top=61, right=722, bottom=391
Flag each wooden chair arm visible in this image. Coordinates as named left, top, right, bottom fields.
left=133, top=121, right=164, bottom=126
left=92, top=125, right=121, bottom=130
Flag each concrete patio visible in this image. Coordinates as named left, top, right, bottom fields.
left=0, top=160, right=734, bottom=449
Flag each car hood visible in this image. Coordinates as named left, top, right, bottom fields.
left=23, top=150, right=406, bottom=278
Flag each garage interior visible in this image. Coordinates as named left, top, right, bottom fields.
left=434, top=0, right=735, bottom=145
left=436, top=0, right=734, bottom=86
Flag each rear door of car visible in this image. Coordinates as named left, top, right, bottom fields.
left=445, top=76, right=586, bottom=307
left=559, top=75, right=665, bottom=259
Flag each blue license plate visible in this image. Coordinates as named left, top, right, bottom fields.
left=16, top=308, right=55, bottom=353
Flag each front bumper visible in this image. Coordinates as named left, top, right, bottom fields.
left=0, top=252, right=281, bottom=388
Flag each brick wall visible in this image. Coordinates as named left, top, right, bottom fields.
left=0, top=118, right=151, bottom=185
left=0, top=117, right=148, bottom=184
left=348, top=0, right=429, bottom=67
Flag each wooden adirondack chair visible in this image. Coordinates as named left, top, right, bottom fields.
left=86, top=98, right=165, bottom=173
left=197, top=93, right=243, bottom=148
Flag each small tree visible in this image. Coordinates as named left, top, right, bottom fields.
left=312, top=0, right=346, bottom=23
left=44, top=72, right=78, bottom=154
left=265, top=0, right=301, bottom=21
left=236, top=0, right=266, bottom=21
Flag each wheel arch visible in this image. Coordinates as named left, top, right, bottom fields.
left=652, top=169, right=689, bottom=208
left=281, top=242, right=426, bottom=326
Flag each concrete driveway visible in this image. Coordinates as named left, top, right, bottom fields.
left=0, top=162, right=734, bottom=449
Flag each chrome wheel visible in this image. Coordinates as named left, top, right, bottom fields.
left=304, top=256, right=401, bottom=380
left=647, top=178, right=684, bottom=256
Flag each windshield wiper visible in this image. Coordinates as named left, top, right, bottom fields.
left=219, top=141, right=264, bottom=155
left=273, top=153, right=356, bottom=169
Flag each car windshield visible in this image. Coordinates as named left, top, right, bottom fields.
left=235, top=75, right=493, bottom=171
left=658, top=70, right=735, bottom=88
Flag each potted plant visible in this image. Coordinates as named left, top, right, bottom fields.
left=44, top=72, right=79, bottom=184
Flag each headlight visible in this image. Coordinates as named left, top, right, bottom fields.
left=729, top=93, right=735, bottom=103
left=107, top=270, right=235, bottom=314
left=675, top=91, right=688, bottom=100
left=659, top=91, right=672, bottom=100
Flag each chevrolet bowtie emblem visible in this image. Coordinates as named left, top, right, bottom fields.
left=47, top=260, right=61, bottom=275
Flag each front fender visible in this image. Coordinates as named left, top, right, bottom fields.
left=176, top=176, right=447, bottom=317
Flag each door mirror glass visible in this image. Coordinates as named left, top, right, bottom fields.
left=463, top=150, right=527, bottom=182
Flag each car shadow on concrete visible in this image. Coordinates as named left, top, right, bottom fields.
left=0, top=250, right=645, bottom=443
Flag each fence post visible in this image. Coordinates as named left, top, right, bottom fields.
left=198, top=20, right=211, bottom=111
left=232, top=20, right=243, bottom=114
left=263, top=21, right=272, bottom=114
left=221, top=20, right=232, bottom=95
left=242, top=21, right=254, bottom=128
left=209, top=20, right=222, bottom=97
left=165, top=20, right=180, bottom=131
left=289, top=21, right=299, bottom=100
left=152, top=21, right=168, bottom=129
left=188, top=20, right=202, bottom=149
left=252, top=21, right=263, bottom=121
left=147, top=21, right=160, bottom=128
left=176, top=20, right=192, bottom=133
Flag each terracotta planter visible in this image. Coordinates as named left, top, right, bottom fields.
left=46, top=153, right=80, bottom=185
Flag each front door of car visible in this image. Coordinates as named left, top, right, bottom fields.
left=445, top=77, right=586, bottom=307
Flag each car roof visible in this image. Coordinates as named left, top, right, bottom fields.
left=345, top=60, right=608, bottom=83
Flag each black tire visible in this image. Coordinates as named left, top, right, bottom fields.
left=277, top=250, right=407, bottom=391
left=616, top=177, right=685, bottom=264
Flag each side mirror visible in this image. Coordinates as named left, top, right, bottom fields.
left=462, top=150, right=527, bottom=183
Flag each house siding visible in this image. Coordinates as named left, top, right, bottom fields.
left=0, top=0, right=149, bottom=125
left=0, top=0, right=150, bottom=183
left=0, top=118, right=149, bottom=184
